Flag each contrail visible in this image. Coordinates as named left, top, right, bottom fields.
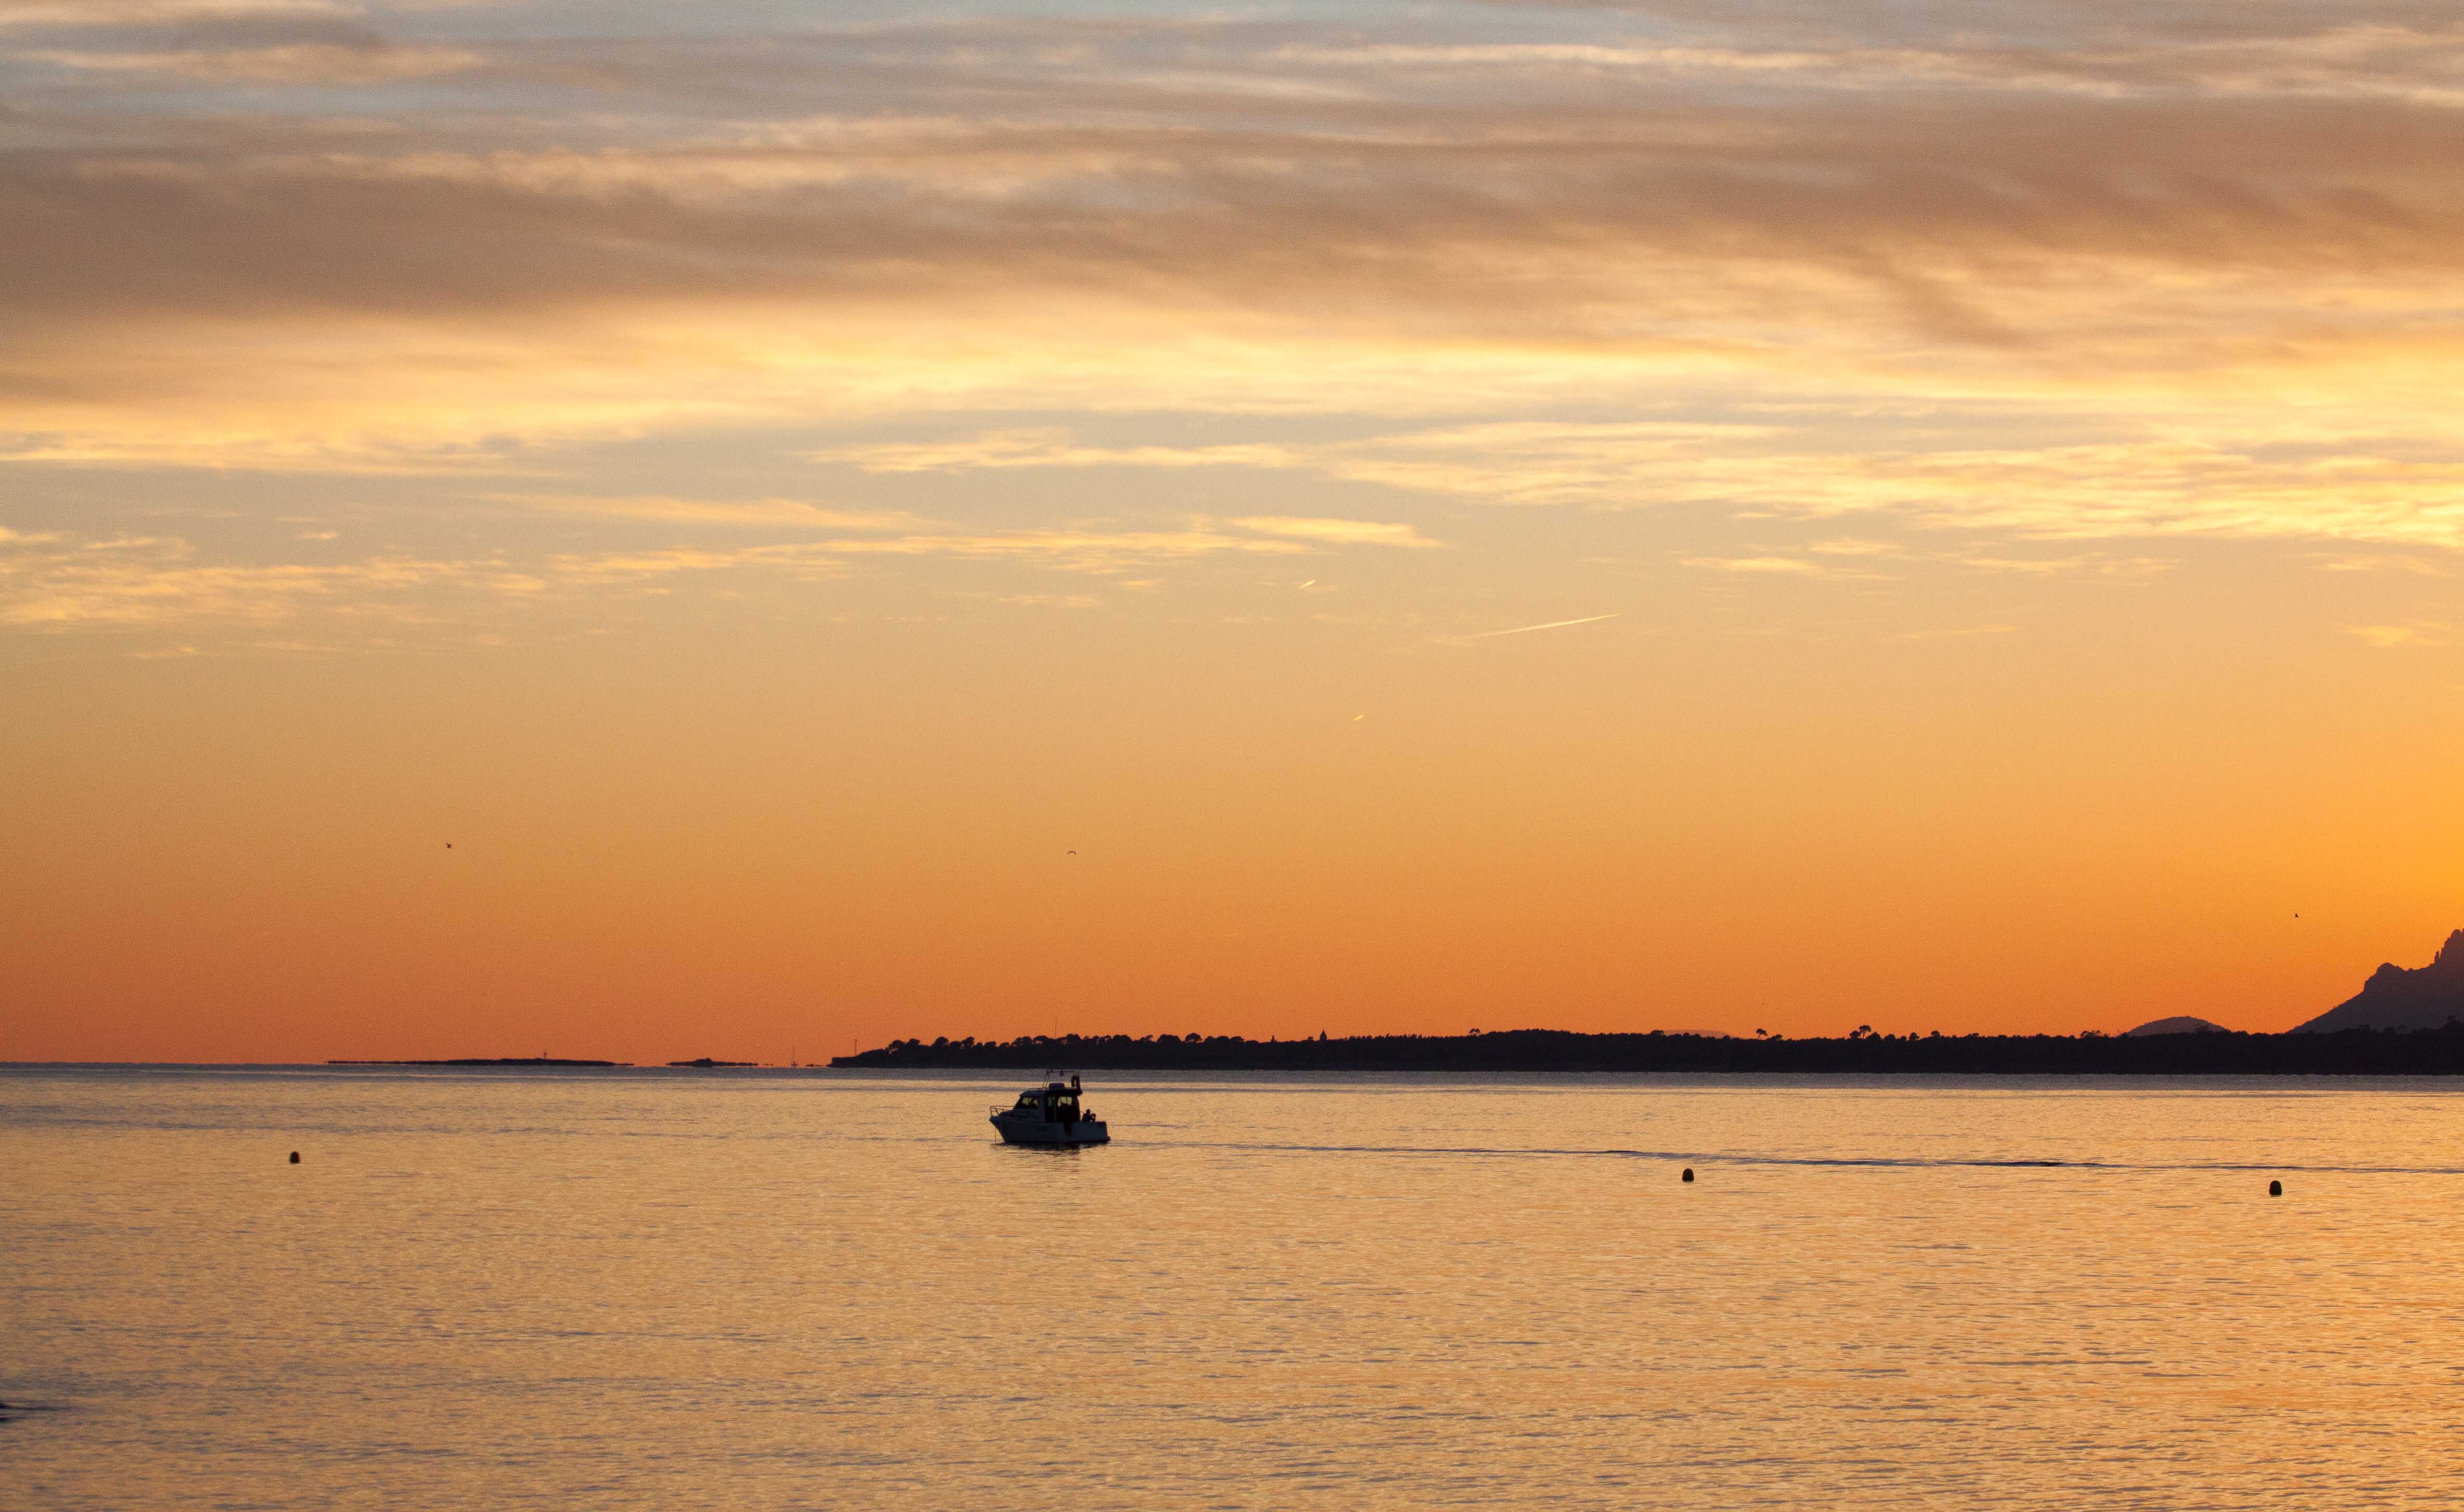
left=1458, top=612, right=1621, bottom=641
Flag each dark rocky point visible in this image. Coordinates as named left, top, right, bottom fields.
left=2295, top=929, right=2464, bottom=1034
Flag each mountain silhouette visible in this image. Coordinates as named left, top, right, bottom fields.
left=2123, top=1016, right=2227, bottom=1037
left=2295, top=929, right=2464, bottom=1033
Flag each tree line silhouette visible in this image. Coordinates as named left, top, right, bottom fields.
left=834, top=1023, right=2464, bottom=1075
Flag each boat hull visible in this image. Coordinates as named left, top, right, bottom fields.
left=990, top=1114, right=1109, bottom=1147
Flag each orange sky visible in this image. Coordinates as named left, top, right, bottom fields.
left=5, top=0, right=2462, bottom=1061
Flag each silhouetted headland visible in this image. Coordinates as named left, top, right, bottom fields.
left=845, top=928, right=2464, bottom=1075
left=833, top=1025, right=2464, bottom=1074
left=2295, top=929, right=2464, bottom=1034
left=327, top=1057, right=626, bottom=1068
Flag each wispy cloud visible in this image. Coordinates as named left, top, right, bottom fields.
left=0, top=512, right=1442, bottom=635
left=1892, top=623, right=2019, bottom=641
left=0, top=1, right=355, bottom=24
left=814, top=421, right=2464, bottom=551
left=812, top=432, right=1304, bottom=476
left=1227, top=517, right=1440, bottom=549
left=820, top=529, right=1309, bottom=572
left=22, top=43, right=480, bottom=83
left=2347, top=622, right=2453, bottom=649
left=0, top=535, right=550, bottom=628
left=526, top=526, right=1322, bottom=587
left=1683, top=556, right=1837, bottom=576
left=500, top=494, right=924, bottom=532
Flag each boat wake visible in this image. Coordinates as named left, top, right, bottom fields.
left=1124, top=1138, right=2464, bottom=1176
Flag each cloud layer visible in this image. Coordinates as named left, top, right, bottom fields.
left=6, top=0, right=2464, bottom=633
left=0, top=510, right=1436, bottom=632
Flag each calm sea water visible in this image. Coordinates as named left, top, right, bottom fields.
left=5, top=1066, right=2462, bottom=1509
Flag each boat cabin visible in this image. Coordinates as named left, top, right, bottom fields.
left=1006, top=1082, right=1085, bottom=1124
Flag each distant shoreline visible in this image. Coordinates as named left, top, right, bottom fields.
left=16, top=1028, right=2464, bottom=1075
left=326, top=1057, right=627, bottom=1068
left=831, top=1025, right=2464, bottom=1076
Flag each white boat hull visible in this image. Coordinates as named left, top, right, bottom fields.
left=990, top=1113, right=1109, bottom=1147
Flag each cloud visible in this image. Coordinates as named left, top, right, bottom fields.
left=10, top=15, right=2464, bottom=382
left=500, top=494, right=924, bottom=531
left=986, top=593, right=1099, bottom=609
left=0, top=512, right=1420, bottom=635
left=815, top=421, right=2464, bottom=551
left=1946, top=550, right=2174, bottom=578
left=8, top=3, right=2464, bottom=563
left=0, top=1, right=356, bottom=24
left=0, top=534, right=550, bottom=628
left=1681, top=556, right=1837, bottom=575
left=819, top=529, right=1310, bottom=573
left=1227, top=517, right=1440, bottom=549
left=533, top=543, right=845, bottom=587
left=812, top=432, right=1306, bottom=476
left=532, top=525, right=1320, bottom=587
left=1891, top=623, right=2019, bottom=640
left=23, top=43, right=480, bottom=84
left=539, top=528, right=1314, bottom=586
left=2346, top=622, right=2452, bottom=648
left=2308, top=551, right=2456, bottom=576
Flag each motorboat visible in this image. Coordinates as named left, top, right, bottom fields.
left=990, top=1075, right=1109, bottom=1147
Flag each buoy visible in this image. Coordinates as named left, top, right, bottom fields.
left=2268, top=1179, right=2282, bottom=1197
left=1681, top=1167, right=1695, bottom=1183
left=289, top=1151, right=300, bottom=1164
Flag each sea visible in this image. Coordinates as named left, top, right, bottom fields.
left=5, top=1064, right=2461, bottom=1509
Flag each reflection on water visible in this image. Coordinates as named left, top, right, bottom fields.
left=4, top=1066, right=2459, bottom=1508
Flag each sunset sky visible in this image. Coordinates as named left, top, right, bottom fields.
left=6, top=0, right=2462, bottom=1062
